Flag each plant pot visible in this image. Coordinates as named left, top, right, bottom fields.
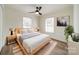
left=68, top=34, right=79, bottom=55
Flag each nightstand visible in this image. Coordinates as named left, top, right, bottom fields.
left=0, top=45, right=13, bottom=55
left=6, top=35, right=17, bottom=45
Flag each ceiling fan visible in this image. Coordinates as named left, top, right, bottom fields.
left=28, top=6, right=42, bottom=15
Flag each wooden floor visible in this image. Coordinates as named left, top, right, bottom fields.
left=10, top=39, right=68, bottom=55
left=50, top=39, right=68, bottom=55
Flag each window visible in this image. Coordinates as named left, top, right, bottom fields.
left=23, top=17, right=32, bottom=28
left=45, top=17, right=54, bottom=33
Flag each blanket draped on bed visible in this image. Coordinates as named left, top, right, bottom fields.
left=19, top=32, right=41, bottom=44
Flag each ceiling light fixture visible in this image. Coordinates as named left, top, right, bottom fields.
left=35, top=12, right=39, bottom=15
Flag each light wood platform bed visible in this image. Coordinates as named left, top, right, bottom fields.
left=14, top=28, right=51, bottom=55
left=16, top=33, right=51, bottom=55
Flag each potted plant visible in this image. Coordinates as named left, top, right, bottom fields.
left=72, top=33, right=79, bottom=42
left=65, top=26, right=79, bottom=54
left=68, top=33, right=79, bottom=54
left=64, top=25, right=74, bottom=41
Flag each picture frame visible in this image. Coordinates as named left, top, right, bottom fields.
left=57, top=16, right=70, bottom=27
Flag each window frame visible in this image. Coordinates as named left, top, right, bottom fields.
left=45, top=17, right=54, bottom=33
left=23, top=17, right=32, bottom=29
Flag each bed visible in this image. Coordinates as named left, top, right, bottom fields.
left=14, top=27, right=51, bottom=55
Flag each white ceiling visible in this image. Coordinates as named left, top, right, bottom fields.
left=7, top=4, right=73, bottom=15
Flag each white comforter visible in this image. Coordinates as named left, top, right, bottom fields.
left=23, top=34, right=49, bottom=50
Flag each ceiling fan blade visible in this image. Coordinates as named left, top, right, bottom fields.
left=36, top=7, right=39, bottom=9
left=28, top=11, right=35, bottom=13
left=39, top=12, right=42, bottom=15
left=36, top=6, right=42, bottom=11
left=39, top=6, right=42, bottom=11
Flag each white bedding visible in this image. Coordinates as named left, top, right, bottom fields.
left=23, top=34, right=49, bottom=49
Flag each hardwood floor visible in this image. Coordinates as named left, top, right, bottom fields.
left=9, top=39, right=68, bottom=55
left=35, top=40, right=57, bottom=55
left=50, top=40, right=68, bottom=55
left=10, top=43, right=24, bottom=55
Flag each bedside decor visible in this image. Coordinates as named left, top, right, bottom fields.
left=9, top=28, right=13, bottom=35
left=36, top=27, right=40, bottom=32
left=0, top=45, right=13, bottom=55
left=6, top=35, right=17, bottom=45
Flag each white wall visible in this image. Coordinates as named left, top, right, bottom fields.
left=0, top=5, right=3, bottom=51
left=2, top=5, right=39, bottom=45
left=39, top=6, right=73, bottom=42
left=73, top=5, right=79, bottom=33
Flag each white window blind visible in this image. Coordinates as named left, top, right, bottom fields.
left=45, top=17, right=54, bottom=33
left=23, top=17, right=32, bottom=28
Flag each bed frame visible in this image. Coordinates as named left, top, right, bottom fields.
left=16, top=37, right=51, bottom=55
left=14, top=27, right=51, bottom=55
left=16, top=38, right=27, bottom=55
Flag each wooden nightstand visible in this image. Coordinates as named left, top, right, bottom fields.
left=0, top=45, right=13, bottom=55
left=6, top=35, right=17, bottom=45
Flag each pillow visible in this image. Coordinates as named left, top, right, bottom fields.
left=21, top=28, right=28, bottom=34
left=27, top=28, right=35, bottom=32
left=22, top=28, right=35, bottom=33
left=19, top=28, right=36, bottom=34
